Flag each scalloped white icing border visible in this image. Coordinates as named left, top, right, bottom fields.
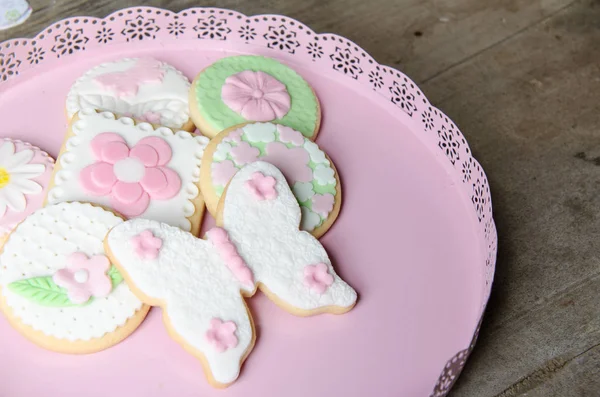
left=47, top=108, right=209, bottom=231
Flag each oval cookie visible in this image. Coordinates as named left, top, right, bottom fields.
left=0, top=138, right=54, bottom=242
left=200, top=122, right=340, bottom=238
left=66, top=57, right=194, bottom=130
left=190, top=55, right=321, bottom=140
left=0, top=202, right=149, bottom=353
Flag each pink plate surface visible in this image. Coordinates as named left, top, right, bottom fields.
left=0, top=7, right=496, bottom=397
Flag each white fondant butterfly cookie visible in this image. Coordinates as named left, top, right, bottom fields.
left=105, top=161, right=357, bottom=387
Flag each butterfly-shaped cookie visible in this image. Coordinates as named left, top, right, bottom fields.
left=105, top=161, right=357, bottom=387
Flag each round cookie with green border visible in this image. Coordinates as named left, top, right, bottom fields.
left=199, top=122, right=340, bottom=238
left=190, top=55, right=321, bottom=140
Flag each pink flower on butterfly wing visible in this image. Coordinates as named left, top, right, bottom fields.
left=79, top=133, right=181, bottom=217
left=263, top=142, right=312, bottom=185
left=205, top=318, right=238, bottom=352
left=131, top=230, right=163, bottom=259
left=221, top=71, right=291, bottom=122
left=245, top=172, right=278, bottom=200
left=53, top=253, right=112, bottom=304
left=94, top=58, right=165, bottom=98
left=304, top=263, right=334, bottom=294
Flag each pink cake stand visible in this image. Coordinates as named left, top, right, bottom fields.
left=0, top=7, right=496, bottom=397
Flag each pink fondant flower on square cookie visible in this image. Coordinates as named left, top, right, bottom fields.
left=205, top=318, right=238, bottom=352
left=221, top=71, right=291, bottom=122
left=304, top=263, right=334, bottom=294
left=53, top=253, right=112, bottom=304
left=79, top=133, right=181, bottom=217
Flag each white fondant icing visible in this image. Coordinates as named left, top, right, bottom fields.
left=314, top=164, right=337, bottom=186
left=0, top=202, right=143, bottom=341
left=301, top=206, right=321, bottom=232
left=303, top=140, right=329, bottom=165
left=106, top=161, right=356, bottom=385
left=47, top=109, right=209, bottom=232
left=292, top=181, right=315, bottom=202
left=113, top=157, right=145, bottom=183
left=66, top=58, right=191, bottom=129
left=241, top=122, right=276, bottom=143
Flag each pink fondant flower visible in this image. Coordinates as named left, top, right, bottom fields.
left=245, top=172, right=277, bottom=200
left=79, top=133, right=181, bottom=217
left=211, top=160, right=238, bottom=186
left=95, top=58, right=165, bottom=98
left=221, top=71, right=291, bottom=122
left=139, top=111, right=162, bottom=124
left=304, top=263, right=334, bottom=294
left=205, top=318, right=238, bottom=352
left=53, top=253, right=112, bottom=304
left=131, top=230, right=162, bottom=259
left=222, top=129, right=244, bottom=144
left=311, top=193, right=335, bottom=218
left=263, top=142, right=312, bottom=184
left=278, top=125, right=304, bottom=146
left=230, top=141, right=260, bottom=166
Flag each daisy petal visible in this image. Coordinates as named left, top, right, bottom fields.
left=8, top=163, right=45, bottom=179
left=10, top=178, right=42, bottom=195
left=3, top=149, right=34, bottom=170
left=2, top=185, right=26, bottom=212
left=0, top=141, right=15, bottom=161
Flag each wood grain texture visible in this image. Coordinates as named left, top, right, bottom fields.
left=1, top=0, right=599, bottom=396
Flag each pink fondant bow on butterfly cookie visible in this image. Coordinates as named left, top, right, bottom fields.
left=105, top=161, right=357, bottom=387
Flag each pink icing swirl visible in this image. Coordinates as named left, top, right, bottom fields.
left=206, top=227, right=254, bottom=287
left=221, top=71, right=291, bottom=122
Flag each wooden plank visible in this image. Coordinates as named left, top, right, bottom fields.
left=420, top=0, right=600, bottom=395
left=1, top=0, right=574, bottom=83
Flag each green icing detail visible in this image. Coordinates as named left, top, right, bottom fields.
left=7, top=277, right=76, bottom=307
left=196, top=55, right=318, bottom=138
left=108, top=265, right=123, bottom=287
left=7, top=265, right=124, bottom=307
left=312, top=180, right=337, bottom=196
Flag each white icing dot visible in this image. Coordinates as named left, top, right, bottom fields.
left=113, top=158, right=145, bottom=183
left=74, top=269, right=89, bottom=283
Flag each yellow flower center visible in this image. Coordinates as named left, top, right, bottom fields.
left=0, top=168, right=10, bottom=189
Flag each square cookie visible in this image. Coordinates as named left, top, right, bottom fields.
left=46, top=109, right=209, bottom=234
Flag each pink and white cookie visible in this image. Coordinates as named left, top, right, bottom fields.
left=0, top=138, right=53, bottom=243
left=105, top=161, right=357, bottom=387
left=67, top=57, right=194, bottom=130
left=200, top=122, right=341, bottom=238
left=0, top=202, right=149, bottom=353
left=46, top=108, right=209, bottom=235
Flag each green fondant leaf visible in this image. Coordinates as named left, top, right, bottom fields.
left=7, top=277, right=75, bottom=307
left=196, top=55, right=319, bottom=138
left=108, top=265, right=123, bottom=287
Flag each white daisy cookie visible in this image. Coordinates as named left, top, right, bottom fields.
left=0, top=138, right=54, bottom=242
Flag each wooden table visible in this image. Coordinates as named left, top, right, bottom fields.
left=1, top=1, right=599, bottom=396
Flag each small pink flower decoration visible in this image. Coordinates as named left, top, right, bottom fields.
left=222, top=129, right=243, bottom=144
left=245, top=172, right=277, bottom=200
left=131, top=230, right=163, bottom=259
left=139, top=111, right=162, bottom=124
left=304, top=263, right=334, bottom=294
left=79, top=133, right=181, bottom=217
left=278, top=125, right=304, bottom=147
left=212, top=160, right=238, bottom=186
left=221, top=71, right=291, bottom=122
left=230, top=141, right=260, bottom=166
left=53, top=253, right=112, bottom=304
left=312, top=193, right=335, bottom=217
left=205, top=318, right=238, bottom=352
left=263, top=142, right=312, bottom=184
